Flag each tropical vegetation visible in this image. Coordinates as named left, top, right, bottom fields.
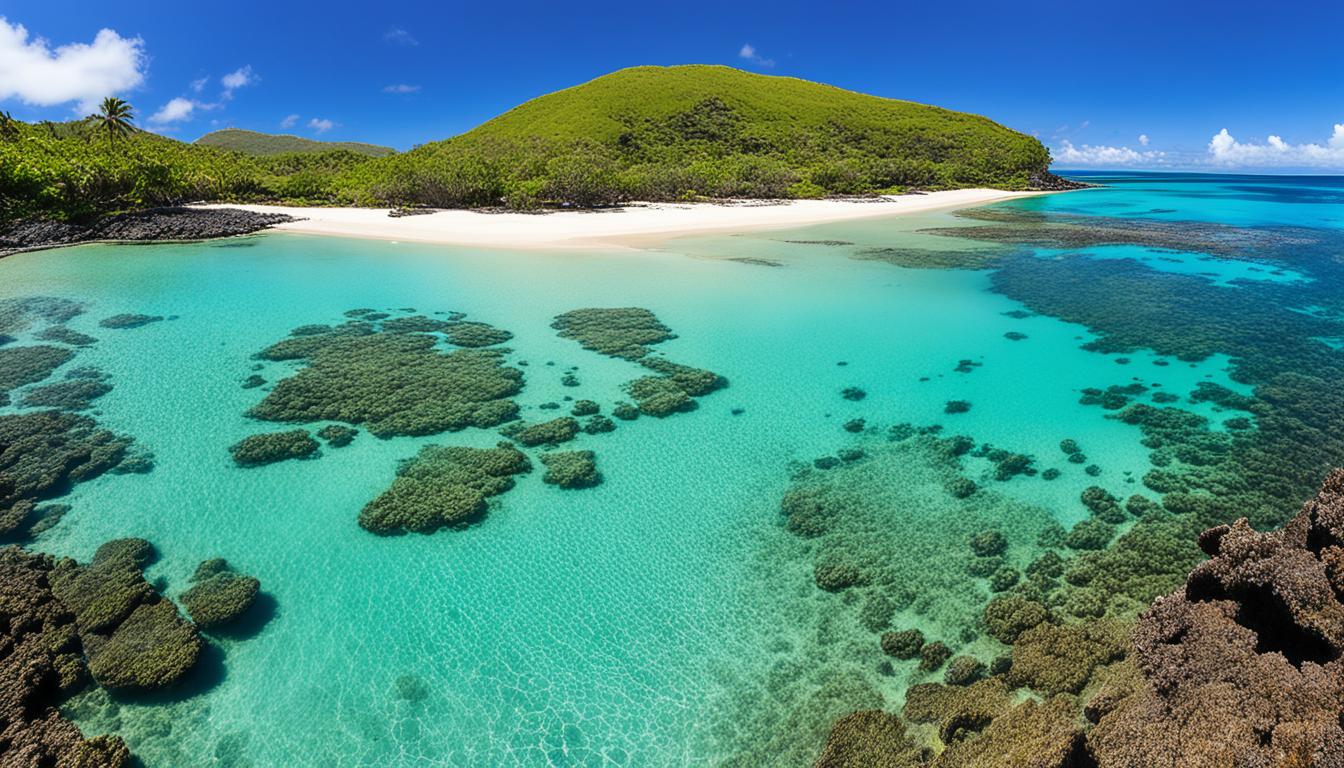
left=194, top=128, right=394, bottom=157
left=1, top=65, right=1054, bottom=224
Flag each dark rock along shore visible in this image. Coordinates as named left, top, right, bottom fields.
left=0, top=207, right=294, bottom=255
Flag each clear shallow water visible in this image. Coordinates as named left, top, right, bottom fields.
left=0, top=172, right=1338, bottom=766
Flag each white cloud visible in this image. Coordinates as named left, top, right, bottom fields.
left=308, top=117, right=335, bottom=134
left=220, top=65, right=255, bottom=98
left=1053, top=139, right=1166, bottom=167
left=383, top=27, right=418, bottom=46
left=190, top=76, right=208, bottom=93
left=383, top=83, right=420, bottom=93
left=738, top=43, right=774, bottom=68
left=0, top=18, right=146, bottom=112
left=1138, top=134, right=1150, bottom=146
left=1207, top=124, right=1344, bottom=169
left=280, top=113, right=299, bottom=129
left=150, top=97, right=196, bottom=123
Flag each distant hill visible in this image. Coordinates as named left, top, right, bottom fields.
left=195, top=129, right=395, bottom=157
left=346, top=65, right=1053, bottom=207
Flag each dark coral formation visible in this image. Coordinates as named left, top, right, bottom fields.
left=501, top=417, right=579, bottom=447
left=0, top=546, right=131, bottom=767
left=34, top=325, right=96, bottom=346
left=316, top=424, right=358, bottom=447
left=1087, top=470, right=1344, bottom=765
left=358, top=442, right=531, bottom=534
left=539, top=450, right=602, bottom=489
left=19, top=371, right=113, bottom=411
left=180, top=559, right=260, bottom=630
left=550, top=307, right=675, bottom=360
left=1, top=411, right=135, bottom=539
left=49, top=539, right=202, bottom=691
left=442, top=321, right=512, bottom=348
left=250, top=318, right=522, bottom=437
left=551, top=307, right=726, bottom=417
left=97, top=313, right=163, bottom=330
left=229, top=429, right=319, bottom=467
left=0, top=344, right=73, bottom=396
left=0, top=296, right=84, bottom=336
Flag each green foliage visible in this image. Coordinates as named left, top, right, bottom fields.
left=339, top=65, right=1050, bottom=208
left=194, top=128, right=395, bottom=157
left=2, top=68, right=1048, bottom=223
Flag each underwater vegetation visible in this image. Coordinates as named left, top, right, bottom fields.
left=539, top=450, right=602, bottom=489
left=358, top=442, right=532, bottom=535
left=228, top=429, right=319, bottom=467
left=19, top=370, right=113, bottom=411
left=783, top=204, right=1344, bottom=764
left=249, top=313, right=523, bottom=437
left=98, top=313, right=163, bottom=330
left=179, top=558, right=261, bottom=630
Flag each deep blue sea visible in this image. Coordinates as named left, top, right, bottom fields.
left=1, top=171, right=1340, bottom=765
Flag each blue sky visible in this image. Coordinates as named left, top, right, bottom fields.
left=2, top=0, right=1342, bottom=171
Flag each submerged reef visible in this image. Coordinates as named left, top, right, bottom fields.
left=97, top=313, right=163, bottom=330
left=19, top=370, right=113, bottom=411
left=442, top=321, right=513, bottom=348
left=539, top=450, right=602, bottom=489
left=249, top=315, right=522, bottom=437
left=500, top=417, right=580, bottom=447
left=358, top=442, right=531, bottom=534
left=49, top=539, right=202, bottom=691
left=0, top=411, right=136, bottom=539
left=0, top=546, right=132, bottom=767
left=850, top=245, right=1006, bottom=271
left=229, top=429, right=319, bottom=467
left=550, top=307, right=676, bottom=360
left=180, top=559, right=261, bottom=630
left=715, top=433, right=1060, bottom=765
left=551, top=307, right=726, bottom=417
left=316, top=424, right=358, bottom=447
left=0, top=344, right=73, bottom=396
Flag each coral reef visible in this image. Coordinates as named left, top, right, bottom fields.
left=180, top=559, right=261, bottom=630
left=316, top=424, right=358, bottom=447
left=229, top=429, right=319, bottom=467
left=19, top=371, right=112, bottom=411
left=97, top=314, right=163, bottom=330
left=358, top=442, right=531, bottom=534
left=0, top=344, right=73, bottom=396
left=1087, top=470, right=1344, bottom=765
left=49, top=539, right=202, bottom=691
left=443, top=321, right=512, bottom=348
left=0, top=411, right=135, bottom=539
left=250, top=319, right=522, bottom=437
left=539, top=450, right=602, bottom=489
left=501, top=417, right=580, bottom=447
left=34, top=325, right=96, bottom=346
left=0, top=546, right=131, bottom=767
left=550, top=308, right=675, bottom=360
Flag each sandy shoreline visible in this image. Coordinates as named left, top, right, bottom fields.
left=197, top=189, right=1047, bottom=251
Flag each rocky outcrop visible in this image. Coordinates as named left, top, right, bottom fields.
left=0, top=207, right=294, bottom=255
left=0, top=546, right=131, bottom=767
left=1087, top=469, right=1344, bottom=766
left=1028, top=171, right=1094, bottom=191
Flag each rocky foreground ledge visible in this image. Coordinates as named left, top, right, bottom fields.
left=816, top=469, right=1344, bottom=767
left=0, top=207, right=295, bottom=256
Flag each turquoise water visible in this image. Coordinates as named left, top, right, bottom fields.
left=2, top=172, right=1341, bottom=765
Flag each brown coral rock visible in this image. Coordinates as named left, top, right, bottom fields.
left=0, top=546, right=130, bottom=767
left=812, top=710, right=926, bottom=768
left=1088, top=469, right=1344, bottom=767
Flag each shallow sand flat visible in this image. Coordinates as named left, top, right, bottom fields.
left=197, top=189, right=1045, bottom=251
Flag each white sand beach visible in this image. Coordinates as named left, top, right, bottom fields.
left=200, top=188, right=1044, bottom=250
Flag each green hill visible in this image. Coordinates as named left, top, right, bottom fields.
left=344, top=65, right=1052, bottom=207
left=195, top=129, right=394, bottom=158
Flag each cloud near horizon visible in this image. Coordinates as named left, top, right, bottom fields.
left=0, top=17, right=146, bottom=112
left=1053, top=139, right=1166, bottom=166
left=308, top=117, right=335, bottom=133
left=738, top=43, right=774, bottom=68
left=280, top=113, right=299, bottom=129
left=1207, top=124, right=1344, bottom=169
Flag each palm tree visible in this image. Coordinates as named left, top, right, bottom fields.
left=88, top=97, right=135, bottom=142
